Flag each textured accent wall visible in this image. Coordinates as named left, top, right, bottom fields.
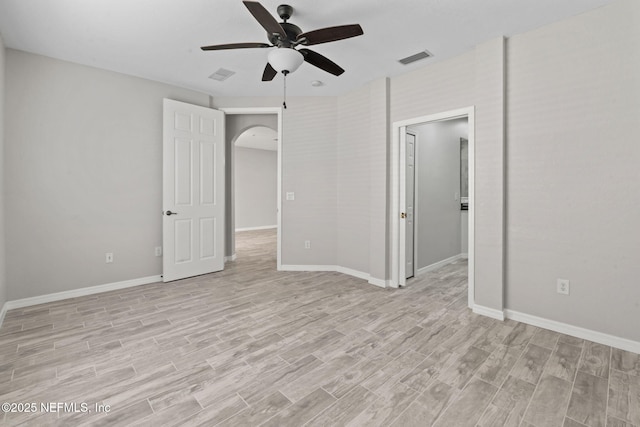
left=473, top=37, right=505, bottom=310
left=389, top=42, right=506, bottom=311
left=368, top=78, right=390, bottom=283
left=505, top=0, right=640, bottom=340
left=213, top=97, right=338, bottom=266
left=335, top=78, right=389, bottom=280
left=5, top=50, right=210, bottom=299
left=390, top=51, right=476, bottom=124
left=280, top=97, right=338, bottom=266
left=337, top=84, right=371, bottom=273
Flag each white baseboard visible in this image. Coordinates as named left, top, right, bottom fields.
left=235, top=225, right=277, bottom=232
left=505, top=309, right=640, bottom=354
left=0, top=302, right=8, bottom=327
left=280, top=265, right=389, bottom=288
left=417, top=253, right=465, bottom=275
left=368, top=277, right=390, bottom=288
left=2, top=275, right=162, bottom=315
left=224, top=254, right=237, bottom=262
left=473, top=304, right=505, bottom=321
left=336, top=266, right=369, bottom=281
left=280, top=265, right=337, bottom=272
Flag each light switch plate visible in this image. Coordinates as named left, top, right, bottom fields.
left=286, top=192, right=295, bottom=201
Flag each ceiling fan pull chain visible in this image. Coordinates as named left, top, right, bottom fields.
left=282, top=70, right=288, bottom=109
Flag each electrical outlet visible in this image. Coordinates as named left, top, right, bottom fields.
left=155, top=246, right=163, bottom=257
left=304, top=240, right=311, bottom=249
left=557, top=279, right=570, bottom=295
left=105, top=252, right=114, bottom=263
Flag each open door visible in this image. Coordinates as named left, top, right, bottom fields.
left=405, top=131, right=416, bottom=280
left=399, top=129, right=408, bottom=286
left=162, top=99, right=225, bottom=282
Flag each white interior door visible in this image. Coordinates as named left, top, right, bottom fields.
left=162, top=99, right=225, bottom=282
left=405, top=132, right=416, bottom=279
left=399, top=129, right=407, bottom=286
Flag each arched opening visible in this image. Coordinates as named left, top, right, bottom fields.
left=231, top=124, right=279, bottom=264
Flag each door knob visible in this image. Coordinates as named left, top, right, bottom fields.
left=165, top=210, right=178, bottom=216
left=401, top=212, right=406, bottom=219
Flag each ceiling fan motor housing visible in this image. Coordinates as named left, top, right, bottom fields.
left=269, top=22, right=302, bottom=47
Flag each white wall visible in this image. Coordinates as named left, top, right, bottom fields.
left=4, top=50, right=210, bottom=300
left=505, top=0, right=640, bottom=341
left=234, top=146, right=277, bottom=230
left=411, top=118, right=467, bottom=270
left=0, top=34, right=6, bottom=312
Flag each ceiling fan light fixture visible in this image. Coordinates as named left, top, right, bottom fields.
left=268, top=48, right=304, bottom=74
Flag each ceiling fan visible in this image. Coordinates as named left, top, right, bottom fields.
left=201, top=1, right=364, bottom=81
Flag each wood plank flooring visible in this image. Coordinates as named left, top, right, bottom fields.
left=1, top=229, right=639, bottom=426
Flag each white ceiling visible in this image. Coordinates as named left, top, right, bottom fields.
left=0, top=0, right=617, bottom=97
left=235, top=125, right=278, bottom=151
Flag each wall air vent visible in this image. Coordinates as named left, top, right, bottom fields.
left=398, top=50, right=433, bottom=65
left=208, top=68, right=236, bottom=81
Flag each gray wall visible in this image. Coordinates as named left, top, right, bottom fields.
left=4, top=49, right=209, bottom=300
left=224, top=114, right=277, bottom=257
left=505, top=0, right=640, bottom=341
left=0, top=34, right=6, bottom=311
left=234, top=146, right=277, bottom=230
left=213, top=97, right=338, bottom=267
left=390, top=0, right=640, bottom=341
left=390, top=39, right=505, bottom=312
left=411, top=118, right=467, bottom=270
left=335, top=79, right=389, bottom=280
left=216, top=82, right=389, bottom=281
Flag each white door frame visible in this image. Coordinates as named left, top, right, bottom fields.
left=219, top=107, right=283, bottom=270
left=391, top=106, right=475, bottom=308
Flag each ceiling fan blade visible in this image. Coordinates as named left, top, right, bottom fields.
left=299, top=48, right=345, bottom=76
left=201, top=42, right=271, bottom=51
left=297, top=24, right=363, bottom=46
left=243, top=1, right=287, bottom=40
left=262, top=63, right=277, bottom=81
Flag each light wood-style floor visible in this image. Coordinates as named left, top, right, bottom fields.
left=1, top=229, right=639, bottom=426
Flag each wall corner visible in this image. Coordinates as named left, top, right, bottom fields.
left=473, top=36, right=506, bottom=312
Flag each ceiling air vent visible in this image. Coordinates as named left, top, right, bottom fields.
left=398, top=50, right=433, bottom=65
left=208, top=68, right=236, bottom=81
